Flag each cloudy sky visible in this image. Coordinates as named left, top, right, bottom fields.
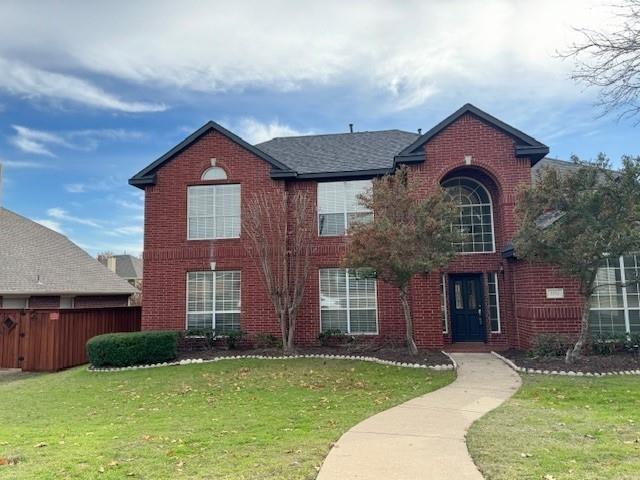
left=0, top=0, right=637, bottom=256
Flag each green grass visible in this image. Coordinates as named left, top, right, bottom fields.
left=468, top=375, right=640, bottom=480
left=0, top=359, right=453, bottom=479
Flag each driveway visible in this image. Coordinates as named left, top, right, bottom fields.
left=316, top=353, right=521, bottom=480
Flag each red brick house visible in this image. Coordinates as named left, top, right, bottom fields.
left=130, top=104, right=637, bottom=349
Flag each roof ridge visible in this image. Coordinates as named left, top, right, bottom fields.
left=257, top=129, right=419, bottom=144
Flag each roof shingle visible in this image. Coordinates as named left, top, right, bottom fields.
left=0, top=208, right=137, bottom=296
left=255, top=130, right=419, bottom=175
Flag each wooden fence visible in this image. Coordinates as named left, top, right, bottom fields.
left=0, top=307, right=141, bottom=372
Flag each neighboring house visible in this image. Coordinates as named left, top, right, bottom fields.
left=0, top=208, right=138, bottom=309
left=104, top=254, right=143, bottom=286
left=129, top=103, right=638, bottom=349
left=104, top=254, right=143, bottom=306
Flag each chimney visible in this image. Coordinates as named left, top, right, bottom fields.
left=417, top=128, right=422, bottom=135
left=349, top=123, right=354, bottom=133
left=106, top=256, right=117, bottom=273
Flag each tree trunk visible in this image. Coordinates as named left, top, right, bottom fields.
left=399, top=286, right=418, bottom=355
left=279, top=310, right=290, bottom=353
left=566, top=301, right=590, bottom=363
left=286, top=312, right=296, bottom=353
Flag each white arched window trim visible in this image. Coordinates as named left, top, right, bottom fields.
left=201, top=166, right=228, bottom=181
left=442, top=176, right=496, bottom=254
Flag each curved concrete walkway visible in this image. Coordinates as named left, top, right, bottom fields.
left=316, top=353, right=521, bottom=480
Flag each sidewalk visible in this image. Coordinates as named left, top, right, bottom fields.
left=316, top=353, right=521, bottom=480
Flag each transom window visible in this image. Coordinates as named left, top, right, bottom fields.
left=186, top=271, right=241, bottom=334
left=201, top=166, right=228, bottom=181
left=442, top=177, right=495, bottom=253
left=319, top=268, right=377, bottom=334
left=317, top=180, right=372, bottom=236
left=590, top=255, right=640, bottom=335
left=187, top=184, right=240, bottom=239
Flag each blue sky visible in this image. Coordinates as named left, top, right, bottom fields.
left=0, top=0, right=637, bottom=257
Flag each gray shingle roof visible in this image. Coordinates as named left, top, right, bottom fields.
left=532, top=157, right=580, bottom=183
left=0, top=208, right=137, bottom=296
left=256, top=130, right=419, bottom=175
left=113, top=255, right=143, bottom=280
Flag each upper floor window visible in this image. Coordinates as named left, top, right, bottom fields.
left=187, top=184, right=240, bottom=240
left=442, top=177, right=495, bottom=253
left=318, top=180, right=372, bottom=236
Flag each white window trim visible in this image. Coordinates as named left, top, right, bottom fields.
left=318, top=268, right=379, bottom=335
left=441, top=273, right=449, bottom=334
left=444, top=176, right=496, bottom=255
left=185, top=271, right=242, bottom=333
left=1, top=296, right=29, bottom=309
left=590, top=255, right=638, bottom=334
left=488, top=272, right=502, bottom=334
left=60, top=296, right=75, bottom=309
left=186, top=184, right=241, bottom=241
left=317, top=180, right=372, bottom=237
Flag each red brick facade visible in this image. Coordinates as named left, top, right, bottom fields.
left=138, top=110, right=583, bottom=349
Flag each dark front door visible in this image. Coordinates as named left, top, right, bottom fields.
left=449, top=274, right=486, bottom=342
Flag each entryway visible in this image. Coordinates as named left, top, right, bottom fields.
left=449, top=274, right=486, bottom=342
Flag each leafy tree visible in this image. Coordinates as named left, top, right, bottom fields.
left=514, top=154, right=640, bottom=363
left=243, top=190, right=313, bottom=353
left=344, top=166, right=461, bottom=355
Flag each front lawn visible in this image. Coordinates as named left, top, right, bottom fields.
left=468, top=375, right=640, bottom=480
left=0, top=359, right=453, bottom=479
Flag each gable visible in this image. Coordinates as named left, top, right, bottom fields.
left=129, top=121, right=295, bottom=188
left=394, top=103, right=549, bottom=166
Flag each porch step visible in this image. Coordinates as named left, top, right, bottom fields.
left=445, top=343, right=508, bottom=353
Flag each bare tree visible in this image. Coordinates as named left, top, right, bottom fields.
left=562, top=0, right=640, bottom=121
left=97, top=251, right=114, bottom=266
left=243, top=190, right=313, bottom=353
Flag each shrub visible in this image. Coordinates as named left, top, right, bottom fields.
left=529, top=334, right=567, bottom=357
left=87, top=331, right=180, bottom=367
left=224, top=330, right=245, bottom=350
left=318, top=329, right=345, bottom=347
left=255, top=333, right=280, bottom=349
left=185, top=327, right=216, bottom=349
left=590, top=333, right=640, bottom=355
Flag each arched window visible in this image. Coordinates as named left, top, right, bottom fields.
left=442, top=177, right=495, bottom=253
left=201, top=166, right=227, bottom=181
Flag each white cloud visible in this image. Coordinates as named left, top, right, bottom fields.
left=110, top=225, right=144, bottom=236
left=64, top=177, right=122, bottom=194
left=0, top=1, right=612, bottom=112
left=0, top=57, right=166, bottom=112
left=46, top=207, right=101, bottom=228
left=115, top=199, right=144, bottom=210
left=33, top=218, right=64, bottom=234
left=0, top=159, right=44, bottom=169
left=11, top=125, right=145, bottom=156
left=234, top=118, right=313, bottom=143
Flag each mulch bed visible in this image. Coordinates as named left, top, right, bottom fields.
left=177, top=346, right=452, bottom=367
left=502, top=348, right=640, bottom=373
